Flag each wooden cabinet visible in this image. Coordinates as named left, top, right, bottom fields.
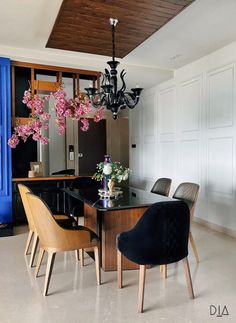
left=12, top=177, right=75, bottom=224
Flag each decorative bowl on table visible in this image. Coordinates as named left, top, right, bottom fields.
left=98, top=187, right=123, bottom=199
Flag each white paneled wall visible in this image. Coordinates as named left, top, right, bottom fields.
left=129, top=42, right=236, bottom=235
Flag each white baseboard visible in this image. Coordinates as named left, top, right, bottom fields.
left=193, top=217, right=236, bottom=239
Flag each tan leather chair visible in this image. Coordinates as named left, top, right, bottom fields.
left=151, top=178, right=172, bottom=196
left=18, top=184, right=75, bottom=267
left=26, top=192, right=101, bottom=296
left=160, top=182, right=200, bottom=278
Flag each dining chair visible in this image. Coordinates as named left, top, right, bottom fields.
left=26, top=192, right=101, bottom=296
left=117, top=200, right=194, bottom=313
left=173, top=182, right=200, bottom=263
left=160, top=182, right=200, bottom=277
left=18, top=184, right=77, bottom=267
left=67, top=177, right=100, bottom=265
left=150, top=178, right=172, bottom=196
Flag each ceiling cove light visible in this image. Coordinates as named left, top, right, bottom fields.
left=85, top=18, right=143, bottom=120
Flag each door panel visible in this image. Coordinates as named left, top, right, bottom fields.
left=78, top=119, right=106, bottom=175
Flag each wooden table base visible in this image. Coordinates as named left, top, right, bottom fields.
left=84, top=203, right=147, bottom=271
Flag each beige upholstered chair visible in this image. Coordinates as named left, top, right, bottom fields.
left=151, top=178, right=172, bottom=196
left=160, top=182, right=200, bottom=278
left=18, top=184, right=75, bottom=267
left=26, top=193, right=101, bottom=296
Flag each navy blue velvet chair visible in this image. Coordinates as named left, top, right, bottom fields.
left=117, top=200, right=194, bottom=313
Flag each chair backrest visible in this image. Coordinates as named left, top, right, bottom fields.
left=18, top=184, right=35, bottom=230
left=27, top=193, right=93, bottom=252
left=26, top=193, right=71, bottom=250
left=151, top=178, right=172, bottom=196
left=172, top=182, right=199, bottom=217
left=70, top=176, right=100, bottom=189
left=117, top=201, right=190, bottom=265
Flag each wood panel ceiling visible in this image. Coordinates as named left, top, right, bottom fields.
left=46, top=0, right=195, bottom=58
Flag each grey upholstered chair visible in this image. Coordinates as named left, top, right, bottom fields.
left=172, top=182, right=200, bottom=262
left=151, top=178, right=172, bottom=197
left=160, top=182, right=200, bottom=278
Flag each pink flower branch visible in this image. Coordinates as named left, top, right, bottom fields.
left=8, top=87, right=105, bottom=148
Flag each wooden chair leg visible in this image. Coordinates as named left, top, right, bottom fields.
left=29, top=234, right=39, bottom=267
left=163, top=264, right=167, bottom=279
left=94, top=246, right=101, bottom=285
left=24, top=230, right=34, bottom=255
left=182, top=257, right=194, bottom=299
left=117, top=250, right=123, bottom=289
left=189, top=231, right=200, bottom=263
left=160, top=265, right=163, bottom=273
left=138, top=265, right=146, bottom=313
left=75, top=250, right=79, bottom=261
left=79, top=249, right=84, bottom=267
left=35, top=248, right=45, bottom=278
left=43, top=252, right=56, bottom=296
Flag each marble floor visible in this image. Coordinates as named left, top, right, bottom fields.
left=0, top=223, right=236, bottom=323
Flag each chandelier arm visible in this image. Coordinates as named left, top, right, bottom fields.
left=123, top=93, right=140, bottom=109
left=90, top=93, right=107, bottom=108
left=85, top=18, right=143, bottom=119
left=101, top=73, right=105, bottom=86
left=119, top=69, right=126, bottom=92
left=104, top=69, right=110, bottom=83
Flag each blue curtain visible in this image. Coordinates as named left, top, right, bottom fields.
left=0, top=57, right=12, bottom=224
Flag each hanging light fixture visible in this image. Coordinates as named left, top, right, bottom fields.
left=85, top=18, right=143, bottom=120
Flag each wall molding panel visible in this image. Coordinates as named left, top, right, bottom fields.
left=207, top=65, right=234, bottom=129
left=129, top=52, right=236, bottom=234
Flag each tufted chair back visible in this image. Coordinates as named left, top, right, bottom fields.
left=117, top=200, right=190, bottom=266
left=151, top=178, right=172, bottom=196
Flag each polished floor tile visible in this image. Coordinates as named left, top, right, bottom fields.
left=0, top=223, right=236, bottom=323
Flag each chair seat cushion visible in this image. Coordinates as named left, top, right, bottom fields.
left=66, top=225, right=99, bottom=243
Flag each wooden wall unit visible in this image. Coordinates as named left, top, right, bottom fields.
left=11, top=60, right=101, bottom=127
left=11, top=61, right=102, bottom=178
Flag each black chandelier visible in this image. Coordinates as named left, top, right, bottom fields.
left=85, top=18, right=143, bottom=120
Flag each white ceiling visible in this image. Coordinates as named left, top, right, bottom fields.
left=125, top=0, right=236, bottom=69
left=1, top=0, right=236, bottom=88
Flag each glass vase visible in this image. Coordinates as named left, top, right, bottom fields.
left=103, top=155, right=112, bottom=192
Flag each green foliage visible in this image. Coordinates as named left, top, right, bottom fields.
left=92, top=161, right=130, bottom=183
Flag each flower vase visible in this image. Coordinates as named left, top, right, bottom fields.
left=103, top=174, right=111, bottom=192
left=108, top=179, right=115, bottom=195
left=103, top=155, right=112, bottom=192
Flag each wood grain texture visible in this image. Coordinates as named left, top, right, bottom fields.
left=12, top=176, right=77, bottom=181
left=84, top=203, right=147, bottom=271
left=47, top=0, right=194, bottom=58
left=11, top=61, right=101, bottom=77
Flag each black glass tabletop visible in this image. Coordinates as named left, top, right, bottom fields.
left=63, top=185, right=175, bottom=211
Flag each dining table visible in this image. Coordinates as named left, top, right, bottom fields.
left=64, top=185, right=176, bottom=271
